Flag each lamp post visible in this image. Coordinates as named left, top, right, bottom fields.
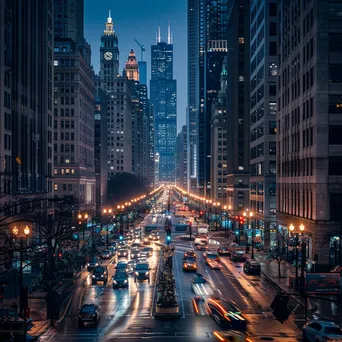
left=243, top=211, right=254, bottom=256
left=289, top=223, right=305, bottom=289
left=11, top=222, right=32, bottom=317
left=103, top=209, right=114, bottom=246
left=77, top=213, right=88, bottom=247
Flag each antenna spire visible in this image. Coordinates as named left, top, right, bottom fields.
left=157, top=25, right=161, bottom=43
left=107, top=9, right=112, bottom=23
left=168, top=20, right=171, bottom=44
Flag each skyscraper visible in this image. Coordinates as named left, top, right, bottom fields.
left=53, top=0, right=96, bottom=208
left=100, top=10, right=120, bottom=93
left=187, top=0, right=199, bottom=192
left=150, top=26, right=177, bottom=183
left=277, top=0, right=342, bottom=263
left=249, top=0, right=278, bottom=251
left=190, top=0, right=228, bottom=196
left=0, top=0, right=54, bottom=201
left=99, top=12, right=132, bottom=177
left=226, top=0, right=250, bottom=211
left=176, top=125, right=188, bottom=189
left=125, top=49, right=139, bottom=82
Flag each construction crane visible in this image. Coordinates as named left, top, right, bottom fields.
left=134, top=39, right=146, bottom=61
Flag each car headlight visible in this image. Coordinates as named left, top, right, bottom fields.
left=87, top=263, right=90, bottom=266
left=95, top=263, right=98, bottom=267
left=113, top=280, right=117, bottom=284
left=92, top=275, right=96, bottom=278
left=135, top=272, right=139, bottom=275
left=124, top=279, right=128, bottom=283
left=145, top=271, right=149, bottom=275
left=101, top=275, right=104, bottom=277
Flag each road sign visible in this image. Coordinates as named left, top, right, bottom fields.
left=306, top=273, right=340, bottom=295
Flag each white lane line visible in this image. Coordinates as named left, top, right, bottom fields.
left=217, top=289, right=222, bottom=296
left=174, top=254, right=185, bottom=318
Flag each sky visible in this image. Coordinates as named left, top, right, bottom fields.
left=84, top=0, right=187, bottom=132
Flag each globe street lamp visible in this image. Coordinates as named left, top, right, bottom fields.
left=289, top=223, right=305, bottom=289
left=11, top=222, right=32, bottom=316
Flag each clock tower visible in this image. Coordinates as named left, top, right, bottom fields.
left=100, top=10, right=119, bottom=92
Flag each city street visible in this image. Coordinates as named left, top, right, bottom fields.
left=38, top=206, right=303, bottom=341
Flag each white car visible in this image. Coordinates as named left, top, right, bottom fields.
left=302, top=320, right=342, bottom=341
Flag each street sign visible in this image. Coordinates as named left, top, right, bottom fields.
left=306, top=273, right=340, bottom=295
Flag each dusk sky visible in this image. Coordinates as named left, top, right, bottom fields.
left=84, top=0, right=187, bottom=131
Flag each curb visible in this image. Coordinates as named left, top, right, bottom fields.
left=56, top=290, right=75, bottom=325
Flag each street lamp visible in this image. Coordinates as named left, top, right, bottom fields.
left=11, top=222, right=32, bottom=317
left=77, top=213, right=88, bottom=245
left=243, top=211, right=254, bottom=257
left=289, top=223, right=305, bottom=289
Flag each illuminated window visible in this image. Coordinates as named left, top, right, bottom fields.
left=239, top=37, right=244, bottom=44
left=54, top=183, right=58, bottom=191
left=54, top=169, right=58, bottom=175
left=54, top=60, right=59, bottom=66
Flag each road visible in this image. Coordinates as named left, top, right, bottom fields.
left=39, top=201, right=303, bottom=341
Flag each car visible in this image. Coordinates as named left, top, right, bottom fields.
left=108, top=247, right=116, bottom=255
left=190, top=274, right=214, bottom=296
left=213, top=330, right=253, bottom=342
left=302, top=320, right=342, bottom=341
left=149, top=231, right=160, bottom=242
left=117, top=247, right=129, bottom=258
left=207, top=259, right=221, bottom=270
left=131, top=242, right=142, bottom=249
left=134, top=262, right=151, bottom=282
left=230, top=246, right=247, bottom=262
left=115, top=260, right=128, bottom=273
left=142, top=247, right=153, bottom=257
left=92, top=266, right=108, bottom=285
left=183, top=250, right=196, bottom=260
left=207, top=298, right=247, bottom=330
left=112, top=270, right=129, bottom=289
left=78, top=304, right=100, bottom=327
left=100, top=250, right=112, bottom=259
left=183, top=256, right=197, bottom=272
left=87, top=257, right=101, bottom=271
left=203, top=252, right=219, bottom=264
left=217, top=245, right=230, bottom=256
left=243, top=259, right=261, bottom=275
left=130, top=248, right=141, bottom=259
left=117, top=241, right=127, bottom=248
left=143, top=237, right=151, bottom=245
left=127, top=260, right=136, bottom=273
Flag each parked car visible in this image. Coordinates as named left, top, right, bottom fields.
left=78, top=304, right=100, bottom=327
left=134, top=262, right=151, bottom=282
left=87, top=258, right=101, bottom=271
left=92, top=266, right=108, bottom=285
left=302, top=320, right=342, bottom=341
left=243, top=259, right=261, bottom=275
left=112, top=270, right=129, bottom=289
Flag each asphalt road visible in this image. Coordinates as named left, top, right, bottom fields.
left=39, top=199, right=303, bottom=341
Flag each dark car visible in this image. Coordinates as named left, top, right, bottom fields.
left=78, top=304, right=100, bottom=327
left=87, top=257, right=101, bottom=271
left=243, top=259, right=261, bottom=275
left=130, top=248, right=141, bottom=259
left=207, top=298, right=247, bottom=330
left=134, top=262, right=151, bottom=282
left=100, top=250, right=112, bottom=259
left=217, top=245, right=230, bottom=256
left=113, top=270, right=129, bottom=289
left=115, top=260, right=128, bottom=273
left=142, top=247, right=153, bottom=257
left=92, top=266, right=108, bottom=285
left=149, top=231, right=160, bottom=242
left=117, top=247, right=129, bottom=258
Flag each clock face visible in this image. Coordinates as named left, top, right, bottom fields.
left=104, top=52, right=113, bottom=60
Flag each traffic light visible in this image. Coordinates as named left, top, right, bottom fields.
left=72, top=232, right=79, bottom=241
left=119, top=227, right=123, bottom=240
left=271, top=294, right=291, bottom=323
left=239, top=216, right=245, bottom=225
left=166, top=229, right=171, bottom=245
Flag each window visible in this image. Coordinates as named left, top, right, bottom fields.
left=329, top=95, right=342, bottom=114
left=269, top=102, right=277, bottom=115
left=269, top=202, right=276, bottom=215
left=269, top=41, right=277, bottom=56
left=329, top=156, right=342, bottom=175
left=269, top=161, right=276, bottom=174
left=54, top=183, right=58, bottom=191
left=329, top=125, right=342, bottom=144
left=54, top=60, right=59, bottom=66
left=269, top=121, right=276, bottom=134
left=68, top=184, right=72, bottom=191
left=269, top=3, right=277, bottom=17
left=269, top=22, right=277, bottom=36
left=269, top=83, right=276, bottom=96
left=329, top=65, right=342, bottom=83
left=329, top=33, right=342, bottom=52
left=269, top=142, right=276, bottom=155
left=269, top=183, right=276, bottom=196
left=269, top=63, right=278, bottom=76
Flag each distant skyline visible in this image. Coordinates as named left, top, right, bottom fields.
left=84, top=0, right=187, bottom=131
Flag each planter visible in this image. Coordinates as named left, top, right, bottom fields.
left=155, top=304, right=180, bottom=319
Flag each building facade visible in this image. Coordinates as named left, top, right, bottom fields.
left=187, top=0, right=199, bottom=192
left=150, top=37, right=177, bottom=183
left=94, top=79, right=108, bottom=217
left=176, top=125, right=188, bottom=189
left=277, top=0, right=342, bottom=263
left=53, top=0, right=95, bottom=209
left=210, top=58, right=228, bottom=202
left=226, top=0, right=251, bottom=212
left=0, top=0, right=54, bottom=204
left=249, top=0, right=278, bottom=250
